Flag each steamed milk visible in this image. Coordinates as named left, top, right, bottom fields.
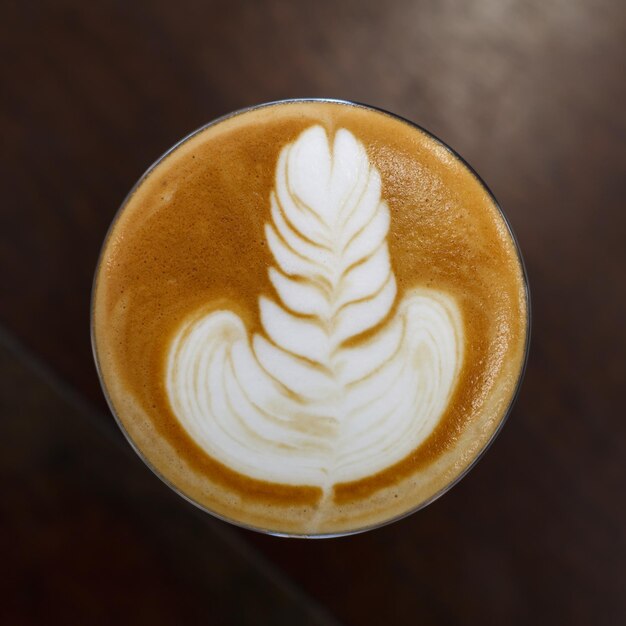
left=93, top=101, right=528, bottom=535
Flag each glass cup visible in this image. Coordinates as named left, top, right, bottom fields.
left=91, top=99, right=531, bottom=538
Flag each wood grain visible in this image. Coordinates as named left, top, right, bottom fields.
left=1, top=1, right=624, bottom=624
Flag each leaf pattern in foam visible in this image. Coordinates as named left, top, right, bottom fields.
left=259, top=125, right=396, bottom=378
left=165, top=123, right=464, bottom=491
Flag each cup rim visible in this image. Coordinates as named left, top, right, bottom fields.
left=90, top=98, right=532, bottom=539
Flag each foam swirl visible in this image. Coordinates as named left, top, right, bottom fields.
left=166, top=126, right=463, bottom=488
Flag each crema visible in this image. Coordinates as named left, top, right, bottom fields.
left=92, top=100, right=528, bottom=536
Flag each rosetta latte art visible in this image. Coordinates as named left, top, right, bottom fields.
left=166, top=126, right=464, bottom=489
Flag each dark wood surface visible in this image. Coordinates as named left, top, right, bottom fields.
left=2, top=1, right=625, bottom=624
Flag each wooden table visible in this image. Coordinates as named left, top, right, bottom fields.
left=2, top=1, right=624, bottom=624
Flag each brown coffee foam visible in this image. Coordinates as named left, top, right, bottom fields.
left=93, top=101, right=527, bottom=534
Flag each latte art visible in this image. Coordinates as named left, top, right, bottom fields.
left=93, top=100, right=528, bottom=535
left=166, top=126, right=464, bottom=488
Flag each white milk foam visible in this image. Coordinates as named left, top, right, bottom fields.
left=166, top=126, right=464, bottom=489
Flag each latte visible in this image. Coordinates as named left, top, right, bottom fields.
left=92, top=100, right=528, bottom=536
